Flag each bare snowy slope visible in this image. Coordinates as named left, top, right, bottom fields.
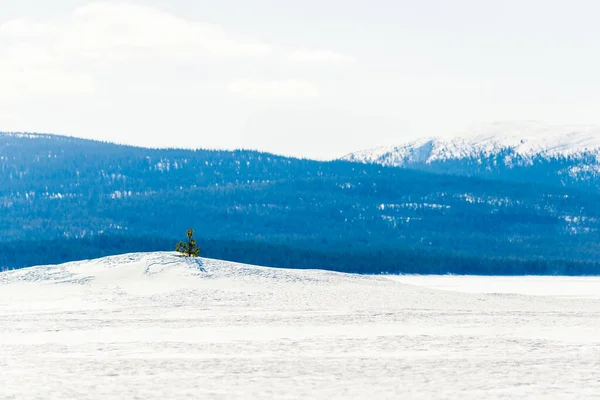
left=346, top=121, right=600, bottom=164
left=344, top=122, right=600, bottom=190
left=2, top=252, right=600, bottom=399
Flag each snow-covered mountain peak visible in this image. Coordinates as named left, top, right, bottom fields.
left=457, top=121, right=600, bottom=154
left=344, top=122, right=600, bottom=166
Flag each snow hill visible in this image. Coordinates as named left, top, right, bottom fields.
left=2, top=252, right=600, bottom=398
left=343, top=121, right=600, bottom=190
left=346, top=121, right=600, bottom=163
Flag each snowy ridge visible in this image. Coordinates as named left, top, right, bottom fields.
left=344, top=121, right=600, bottom=166
left=0, top=131, right=58, bottom=140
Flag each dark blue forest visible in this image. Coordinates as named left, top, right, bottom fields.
left=2, top=132, right=600, bottom=274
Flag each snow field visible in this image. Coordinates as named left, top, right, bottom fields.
left=1, top=252, right=600, bottom=399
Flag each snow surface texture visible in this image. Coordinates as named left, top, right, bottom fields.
left=344, top=121, right=600, bottom=166
left=2, top=252, right=600, bottom=399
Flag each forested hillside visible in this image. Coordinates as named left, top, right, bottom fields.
left=343, top=122, right=600, bottom=193
left=2, top=132, right=600, bottom=274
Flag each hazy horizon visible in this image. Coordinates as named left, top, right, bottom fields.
left=2, top=0, right=600, bottom=158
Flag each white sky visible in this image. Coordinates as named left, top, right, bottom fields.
left=1, top=0, right=600, bottom=159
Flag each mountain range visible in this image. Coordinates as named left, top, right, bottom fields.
left=2, top=126, right=600, bottom=274
left=343, top=121, right=600, bottom=192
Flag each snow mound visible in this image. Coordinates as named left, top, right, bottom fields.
left=0, top=252, right=374, bottom=287
left=0, top=253, right=205, bottom=294
left=0, top=252, right=593, bottom=313
left=0, top=252, right=390, bottom=311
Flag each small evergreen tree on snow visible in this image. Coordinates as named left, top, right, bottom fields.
left=176, top=229, right=200, bottom=257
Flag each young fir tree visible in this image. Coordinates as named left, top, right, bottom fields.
left=176, top=229, right=201, bottom=257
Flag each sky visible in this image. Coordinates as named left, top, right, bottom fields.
left=1, top=0, right=600, bottom=159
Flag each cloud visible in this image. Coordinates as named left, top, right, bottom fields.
left=227, top=79, right=321, bottom=98
left=62, top=3, right=273, bottom=62
left=0, top=40, right=96, bottom=104
left=0, top=3, right=273, bottom=64
left=285, top=49, right=356, bottom=66
left=0, top=2, right=274, bottom=103
left=0, top=18, right=58, bottom=38
left=0, top=68, right=96, bottom=100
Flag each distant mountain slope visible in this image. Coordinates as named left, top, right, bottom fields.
left=2, top=131, right=600, bottom=274
left=343, top=122, right=600, bottom=191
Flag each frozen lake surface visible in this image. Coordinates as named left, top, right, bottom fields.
left=1, top=253, right=600, bottom=399
left=388, top=275, right=600, bottom=299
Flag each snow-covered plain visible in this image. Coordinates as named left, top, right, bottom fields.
left=1, top=253, right=600, bottom=399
